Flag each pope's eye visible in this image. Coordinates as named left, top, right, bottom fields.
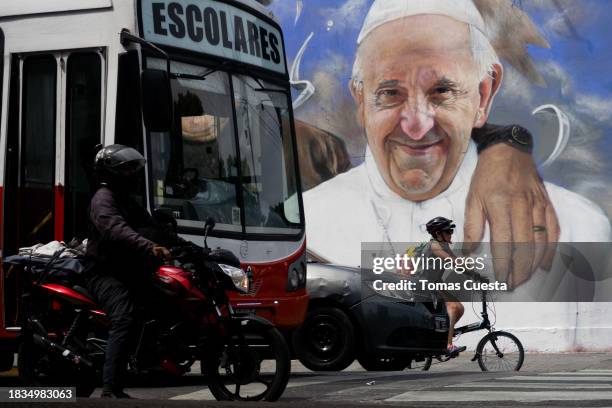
left=379, top=89, right=398, bottom=97
left=434, top=87, right=450, bottom=94
left=375, top=88, right=404, bottom=107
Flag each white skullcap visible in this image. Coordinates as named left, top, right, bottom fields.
left=357, top=0, right=486, bottom=45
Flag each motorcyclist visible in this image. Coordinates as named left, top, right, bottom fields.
left=425, top=216, right=465, bottom=355
left=84, top=144, right=170, bottom=398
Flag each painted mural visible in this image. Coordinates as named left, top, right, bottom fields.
left=266, top=0, right=612, bottom=276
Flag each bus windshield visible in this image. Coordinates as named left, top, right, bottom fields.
left=148, top=58, right=302, bottom=236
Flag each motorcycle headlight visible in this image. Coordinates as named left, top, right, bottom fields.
left=218, top=264, right=249, bottom=294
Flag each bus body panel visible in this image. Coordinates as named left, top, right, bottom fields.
left=0, top=0, right=307, bottom=358
left=0, top=0, right=114, bottom=19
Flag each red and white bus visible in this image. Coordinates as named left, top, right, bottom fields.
left=0, top=0, right=308, bottom=370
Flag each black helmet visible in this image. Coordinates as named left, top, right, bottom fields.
left=426, top=216, right=456, bottom=236
left=94, top=144, right=145, bottom=177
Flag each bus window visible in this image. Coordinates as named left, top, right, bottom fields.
left=64, top=52, right=102, bottom=240
left=115, top=50, right=146, bottom=205
left=2, top=55, right=57, bottom=327
left=232, top=75, right=301, bottom=235
left=18, top=55, right=57, bottom=248
left=149, top=60, right=242, bottom=233
left=115, top=51, right=142, bottom=151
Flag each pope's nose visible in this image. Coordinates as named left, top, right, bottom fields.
left=400, top=103, right=434, bottom=141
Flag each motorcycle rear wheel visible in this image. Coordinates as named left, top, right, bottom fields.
left=202, top=325, right=290, bottom=401
left=18, top=332, right=97, bottom=397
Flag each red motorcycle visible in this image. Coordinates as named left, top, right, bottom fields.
left=15, top=218, right=290, bottom=401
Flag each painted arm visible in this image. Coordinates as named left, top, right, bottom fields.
left=465, top=125, right=560, bottom=288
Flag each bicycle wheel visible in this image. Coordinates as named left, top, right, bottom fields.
left=476, top=331, right=524, bottom=372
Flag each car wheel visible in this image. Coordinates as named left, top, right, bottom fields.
left=293, top=307, right=355, bottom=371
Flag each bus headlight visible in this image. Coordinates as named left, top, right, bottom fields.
left=219, top=264, right=249, bottom=294
left=288, top=268, right=299, bottom=288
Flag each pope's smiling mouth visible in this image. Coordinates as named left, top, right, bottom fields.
left=388, top=138, right=444, bottom=155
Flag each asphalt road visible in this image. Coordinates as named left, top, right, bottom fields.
left=2, top=353, right=612, bottom=407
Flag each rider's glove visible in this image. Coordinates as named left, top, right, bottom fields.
left=151, top=246, right=171, bottom=260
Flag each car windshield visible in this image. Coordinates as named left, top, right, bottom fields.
left=148, top=58, right=302, bottom=235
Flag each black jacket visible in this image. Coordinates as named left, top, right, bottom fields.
left=86, top=186, right=158, bottom=282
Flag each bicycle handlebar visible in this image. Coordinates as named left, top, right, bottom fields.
left=462, top=268, right=490, bottom=284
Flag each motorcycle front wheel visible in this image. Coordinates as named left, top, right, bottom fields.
left=202, top=324, right=290, bottom=401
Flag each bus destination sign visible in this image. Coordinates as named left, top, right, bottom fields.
left=140, top=0, right=286, bottom=75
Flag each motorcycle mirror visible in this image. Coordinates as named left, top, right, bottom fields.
left=203, top=217, right=216, bottom=250
left=205, top=217, right=216, bottom=231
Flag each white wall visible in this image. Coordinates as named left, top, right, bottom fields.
left=456, top=302, right=612, bottom=352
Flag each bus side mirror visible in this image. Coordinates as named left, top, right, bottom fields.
left=141, top=69, right=172, bottom=132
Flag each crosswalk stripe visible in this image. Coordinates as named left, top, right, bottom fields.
left=171, top=371, right=407, bottom=400
left=386, top=390, right=612, bottom=402
left=445, top=382, right=612, bottom=389
left=548, top=372, right=612, bottom=376
left=497, top=375, right=612, bottom=382
left=170, top=369, right=612, bottom=401
left=171, top=389, right=216, bottom=400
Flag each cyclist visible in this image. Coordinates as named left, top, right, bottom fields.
left=425, top=216, right=465, bottom=355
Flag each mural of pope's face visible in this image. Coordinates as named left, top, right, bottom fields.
left=353, top=15, right=495, bottom=201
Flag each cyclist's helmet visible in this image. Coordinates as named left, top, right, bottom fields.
left=94, top=144, right=145, bottom=177
left=426, top=216, right=456, bottom=236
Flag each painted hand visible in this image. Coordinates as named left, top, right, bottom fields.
left=464, top=143, right=560, bottom=288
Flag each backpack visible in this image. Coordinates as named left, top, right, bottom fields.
left=398, top=242, right=428, bottom=276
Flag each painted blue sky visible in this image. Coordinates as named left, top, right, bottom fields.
left=269, top=0, right=612, bottom=217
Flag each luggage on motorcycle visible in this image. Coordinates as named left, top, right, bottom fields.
left=3, top=240, right=90, bottom=283
left=19, top=240, right=86, bottom=258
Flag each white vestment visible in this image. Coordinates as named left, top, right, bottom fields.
left=304, top=141, right=611, bottom=267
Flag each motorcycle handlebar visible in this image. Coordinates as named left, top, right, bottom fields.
left=168, top=244, right=208, bottom=261
left=166, top=245, right=239, bottom=268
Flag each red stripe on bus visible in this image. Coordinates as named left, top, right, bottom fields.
left=54, top=184, right=64, bottom=242
left=0, top=186, right=4, bottom=331
left=0, top=185, right=3, bottom=248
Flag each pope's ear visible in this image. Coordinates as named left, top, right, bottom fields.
left=349, top=78, right=366, bottom=127
left=475, top=63, right=503, bottom=128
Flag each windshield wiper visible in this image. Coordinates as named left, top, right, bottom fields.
left=171, top=68, right=218, bottom=80
left=253, top=87, right=290, bottom=96
left=242, top=74, right=290, bottom=96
